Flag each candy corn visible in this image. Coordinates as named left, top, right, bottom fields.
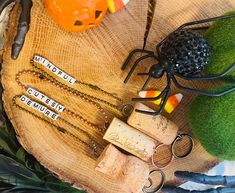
left=108, top=0, right=130, bottom=13
left=139, top=90, right=183, bottom=113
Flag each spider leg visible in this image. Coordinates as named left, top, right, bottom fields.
left=136, top=71, right=157, bottom=90
left=134, top=72, right=169, bottom=101
left=178, top=14, right=235, bottom=30
left=0, top=0, right=14, bottom=13
left=188, top=26, right=210, bottom=31
left=12, top=0, right=33, bottom=59
left=135, top=87, right=171, bottom=115
left=175, top=63, right=235, bottom=80
left=142, top=75, right=152, bottom=90
left=133, top=75, right=171, bottom=115
left=175, top=171, right=235, bottom=186
left=138, top=72, right=149, bottom=75
left=121, top=49, right=154, bottom=70
left=133, top=82, right=167, bottom=102
left=162, top=185, right=235, bottom=193
left=124, top=54, right=155, bottom=83
left=172, top=75, right=235, bottom=97
left=155, top=14, right=235, bottom=57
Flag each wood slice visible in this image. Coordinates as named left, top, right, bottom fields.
left=2, top=0, right=234, bottom=192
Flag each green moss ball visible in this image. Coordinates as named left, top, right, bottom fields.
left=204, top=11, right=235, bottom=80
left=189, top=91, right=235, bottom=160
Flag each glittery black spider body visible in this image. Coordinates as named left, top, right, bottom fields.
left=160, top=29, right=210, bottom=76
left=122, top=14, right=235, bottom=116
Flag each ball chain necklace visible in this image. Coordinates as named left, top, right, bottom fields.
left=14, top=69, right=113, bottom=157
left=30, top=58, right=134, bottom=118
left=12, top=55, right=133, bottom=158
left=12, top=95, right=103, bottom=158
left=16, top=69, right=109, bottom=133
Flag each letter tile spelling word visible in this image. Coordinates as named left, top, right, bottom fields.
left=26, top=87, right=65, bottom=112
left=20, top=95, right=59, bottom=120
left=33, top=55, right=76, bottom=84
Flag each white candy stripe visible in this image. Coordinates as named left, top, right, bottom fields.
left=175, top=93, right=183, bottom=102
left=122, top=0, right=129, bottom=5
left=138, top=91, right=147, bottom=98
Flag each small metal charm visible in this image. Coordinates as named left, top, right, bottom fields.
left=151, top=134, right=194, bottom=169
left=151, top=144, right=174, bottom=169
left=171, top=134, right=194, bottom=159
left=121, top=104, right=134, bottom=117
left=104, top=121, right=110, bottom=130
left=143, top=170, right=165, bottom=193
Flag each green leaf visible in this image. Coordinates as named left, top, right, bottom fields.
left=16, top=148, right=26, bottom=163
left=0, top=126, right=19, bottom=152
left=0, top=127, right=20, bottom=158
left=0, top=154, right=42, bottom=186
left=0, top=181, right=49, bottom=193
left=0, top=83, right=85, bottom=193
left=0, top=154, right=85, bottom=193
left=0, top=137, right=16, bottom=157
left=33, top=161, right=46, bottom=174
left=45, top=182, right=84, bottom=193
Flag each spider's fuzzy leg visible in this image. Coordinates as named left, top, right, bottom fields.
left=175, top=171, right=235, bottom=186
left=121, top=49, right=154, bottom=70
left=11, top=0, right=33, bottom=59
left=0, top=0, right=14, bottom=13
left=124, top=54, right=155, bottom=83
left=162, top=185, right=235, bottom=193
left=172, top=76, right=235, bottom=97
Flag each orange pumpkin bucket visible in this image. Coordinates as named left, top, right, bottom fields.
left=44, top=0, right=108, bottom=32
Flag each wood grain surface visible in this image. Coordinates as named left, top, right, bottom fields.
left=2, top=0, right=235, bottom=192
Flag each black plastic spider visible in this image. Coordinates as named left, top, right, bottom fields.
left=122, top=14, right=235, bottom=116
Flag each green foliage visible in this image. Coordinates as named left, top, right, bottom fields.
left=189, top=90, right=235, bottom=160
left=0, top=85, right=85, bottom=193
left=204, top=11, right=235, bottom=80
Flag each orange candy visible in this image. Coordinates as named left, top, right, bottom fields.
left=44, top=0, right=108, bottom=32
left=139, top=90, right=183, bottom=113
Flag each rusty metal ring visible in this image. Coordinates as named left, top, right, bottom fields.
left=121, top=104, right=134, bottom=117
left=151, top=144, right=174, bottom=169
left=142, top=170, right=165, bottom=193
left=144, top=177, right=153, bottom=189
left=171, top=134, right=194, bottom=159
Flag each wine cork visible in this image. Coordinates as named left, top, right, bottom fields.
left=95, top=144, right=149, bottom=193
left=128, top=103, right=178, bottom=145
left=103, top=117, right=156, bottom=161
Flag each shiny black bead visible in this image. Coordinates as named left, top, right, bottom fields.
left=161, top=29, right=210, bottom=77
